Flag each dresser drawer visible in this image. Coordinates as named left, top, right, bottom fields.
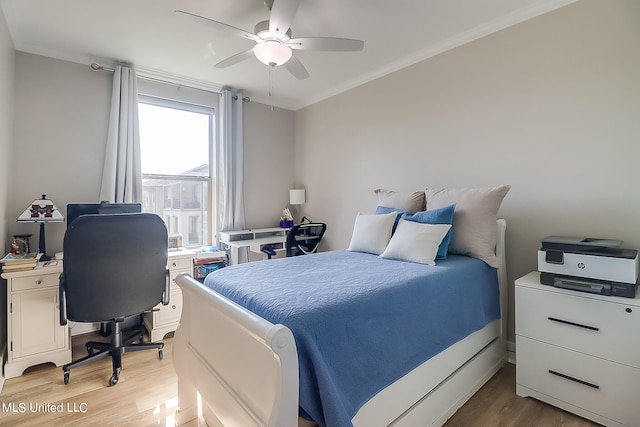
left=516, top=285, right=639, bottom=368
left=170, top=268, right=191, bottom=290
left=10, top=273, right=60, bottom=292
left=517, top=336, right=640, bottom=427
left=156, top=288, right=183, bottom=327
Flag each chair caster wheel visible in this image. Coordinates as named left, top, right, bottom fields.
left=109, top=374, right=119, bottom=386
left=64, top=372, right=70, bottom=385
left=109, top=368, right=121, bottom=386
left=158, top=349, right=163, bottom=360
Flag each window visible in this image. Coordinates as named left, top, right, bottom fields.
left=138, top=96, right=215, bottom=248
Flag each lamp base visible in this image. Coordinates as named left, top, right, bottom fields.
left=38, top=222, right=50, bottom=262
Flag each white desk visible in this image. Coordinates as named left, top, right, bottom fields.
left=219, top=227, right=289, bottom=265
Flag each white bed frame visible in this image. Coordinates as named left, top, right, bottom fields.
left=173, top=219, right=508, bottom=427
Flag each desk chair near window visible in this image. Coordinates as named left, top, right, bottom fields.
left=59, top=213, right=170, bottom=386
left=261, top=220, right=327, bottom=259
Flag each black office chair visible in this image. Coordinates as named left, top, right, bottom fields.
left=59, top=213, right=170, bottom=386
left=286, top=222, right=326, bottom=257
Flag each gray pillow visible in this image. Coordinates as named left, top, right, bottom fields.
left=425, top=185, right=510, bottom=267
left=374, top=188, right=425, bottom=213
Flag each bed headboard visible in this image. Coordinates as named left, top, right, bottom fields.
left=496, top=218, right=507, bottom=341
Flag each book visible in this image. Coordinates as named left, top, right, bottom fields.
left=1, top=252, right=40, bottom=265
left=2, top=264, right=36, bottom=272
left=194, top=257, right=225, bottom=266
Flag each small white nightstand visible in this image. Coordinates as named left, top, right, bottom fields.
left=2, top=264, right=72, bottom=379
left=143, top=249, right=195, bottom=341
left=515, top=271, right=640, bottom=427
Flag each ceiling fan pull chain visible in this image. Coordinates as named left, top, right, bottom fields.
left=269, top=65, right=273, bottom=97
left=269, top=65, right=275, bottom=111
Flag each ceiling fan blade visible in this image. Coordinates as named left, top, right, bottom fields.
left=214, top=49, right=254, bottom=68
left=283, top=55, right=309, bottom=80
left=269, top=0, right=300, bottom=36
left=288, top=37, right=364, bottom=52
left=175, top=10, right=259, bottom=42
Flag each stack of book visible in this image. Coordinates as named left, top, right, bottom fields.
left=1, top=252, right=41, bottom=273
left=193, top=246, right=227, bottom=282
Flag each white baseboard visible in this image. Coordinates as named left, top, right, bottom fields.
left=69, top=321, right=99, bottom=336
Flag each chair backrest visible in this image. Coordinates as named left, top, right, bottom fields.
left=61, top=213, right=168, bottom=322
left=285, top=223, right=326, bottom=257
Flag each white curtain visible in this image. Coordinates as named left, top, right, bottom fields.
left=217, top=89, right=246, bottom=241
left=99, top=65, right=142, bottom=203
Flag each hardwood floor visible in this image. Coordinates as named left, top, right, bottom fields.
left=1, top=331, right=600, bottom=426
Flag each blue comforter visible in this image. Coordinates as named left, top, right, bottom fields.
left=204, top=250, right=500, bottom=427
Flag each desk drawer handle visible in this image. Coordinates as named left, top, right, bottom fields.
left=549, top=370, right=599, bottom=389
left=548, top=317, right=599, bottom=331
left=35, top=280, right=42, bottom=285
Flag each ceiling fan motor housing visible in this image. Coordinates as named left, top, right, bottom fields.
left=254, top=20, right=291, bottom=41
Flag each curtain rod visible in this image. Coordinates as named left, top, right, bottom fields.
left=90, top=63, right=250, bottom=103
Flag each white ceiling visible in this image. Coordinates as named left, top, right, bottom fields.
left=1, top=0, right=577, bottom=110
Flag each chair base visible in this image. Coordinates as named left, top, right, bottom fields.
left=63, top=319, right=163, bottom=386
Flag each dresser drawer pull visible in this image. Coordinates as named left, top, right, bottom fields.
left=547, top=317, right=599, bottom=331
left=548, top=370, right=600, bottom=389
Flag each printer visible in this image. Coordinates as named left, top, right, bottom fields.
left=538, top=236, right=639, bottom=298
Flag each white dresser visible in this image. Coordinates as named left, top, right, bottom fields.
left=515, top=271, right=640, bottom=427
left=143, top=249, right=195, bottom=342
left=2, top=264, right=72, bottom=379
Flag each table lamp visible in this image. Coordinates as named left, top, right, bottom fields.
left=290, top=189, right=305, bottom=205
left=289, top=189, right=306, bottom=224
left=17, top=194, right=64, bottom=261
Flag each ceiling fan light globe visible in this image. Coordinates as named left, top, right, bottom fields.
left=253, top=41, right=292, bottom=66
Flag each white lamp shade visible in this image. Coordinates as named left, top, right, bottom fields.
left=290, top=189, right=306, bottom=205
left=253, top=40, right=292, bottom=66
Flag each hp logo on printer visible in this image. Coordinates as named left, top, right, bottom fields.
left=577, top=262, right=586, bottom=269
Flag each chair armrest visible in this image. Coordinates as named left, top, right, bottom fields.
left=59, top=273, right=68, bottom=326
left=162, top=267, right=170, bottom=305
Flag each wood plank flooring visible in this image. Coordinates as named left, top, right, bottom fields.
left=0, top=331, right=600, bottom=426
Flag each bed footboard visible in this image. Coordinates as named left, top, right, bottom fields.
left=173, top=273, right=299, bottom=427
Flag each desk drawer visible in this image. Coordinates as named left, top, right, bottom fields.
left=11, top=273, right=60, bottom=292
left=516, top=285, right=639, bottom=368
left=517, top=336, right=640, bottom=427
left=168, top=256, right=192, bottom=270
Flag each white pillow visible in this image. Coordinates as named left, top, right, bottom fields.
left=379, top=219, right=452, bottom=265
left=347, top=211, right=397, bottom=255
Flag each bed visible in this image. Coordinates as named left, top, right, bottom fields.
left=173, top=186, right=509, bottom=427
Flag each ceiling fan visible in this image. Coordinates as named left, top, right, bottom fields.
left=175, top=0, right=364, bottom=80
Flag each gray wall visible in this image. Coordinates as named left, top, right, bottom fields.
left=294, top=0, right=640, bottom=343
left=9, top=53, right=112, bottom=255
left=243, top=101, right=296, bottom=229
